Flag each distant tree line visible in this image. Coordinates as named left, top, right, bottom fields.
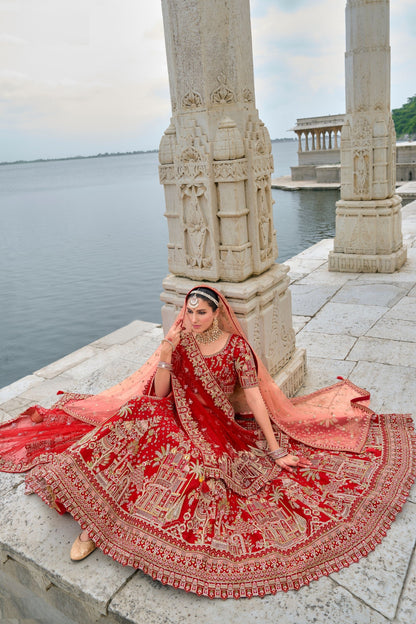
left=392, top=95, right=416, bottom=140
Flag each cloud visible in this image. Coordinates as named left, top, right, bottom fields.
left=0, top=33, right=27, bottom=45
left=251, top=0, right=345, bottom=137
left=0, top=0, right=169, bottom=146
left=0, top=70, right=170, bottom=136
left=0, top=0, right=414, bottom=160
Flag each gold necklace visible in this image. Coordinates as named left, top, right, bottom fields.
left=195, top=320, right=223, bottom=344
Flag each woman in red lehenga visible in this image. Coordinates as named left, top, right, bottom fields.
left=0, top=286, right=415, bottom=599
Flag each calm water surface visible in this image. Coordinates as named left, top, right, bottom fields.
left=0, top=142, right=338, bottom=386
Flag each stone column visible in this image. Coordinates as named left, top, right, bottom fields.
left=158, top=0, right=305, bottom=395
left=328, top=0, right=406, bottom=273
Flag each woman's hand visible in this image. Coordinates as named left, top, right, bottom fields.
left=275, top=454, right=311, bottom=473
left=160, top=323, right=183, bottom=358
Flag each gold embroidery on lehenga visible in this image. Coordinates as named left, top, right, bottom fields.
left=133, top=447, right=195, bottom=526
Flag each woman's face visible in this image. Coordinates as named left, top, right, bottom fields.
left=186, top=297, right=218, bottom=334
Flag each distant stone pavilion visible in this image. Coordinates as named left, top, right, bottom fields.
left=291, top=114, right=416, bottom=184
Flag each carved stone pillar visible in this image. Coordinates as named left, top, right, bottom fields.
left=158, top=0, right=305, bottom=395
left=328, top=0, right=406, bottom=273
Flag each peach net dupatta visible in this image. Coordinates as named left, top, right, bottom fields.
left=63, top=287, right=372, bottom=453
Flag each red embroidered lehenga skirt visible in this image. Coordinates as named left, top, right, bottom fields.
left=1, top=332, right=415, bottom=599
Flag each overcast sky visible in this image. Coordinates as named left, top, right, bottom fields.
left=1, top=0, right=414, bottom=162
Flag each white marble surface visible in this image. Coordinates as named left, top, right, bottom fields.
left=292, top=315, right=311, bottom=334
left=332, top=502, right=416, bottom=620
left=306, top=302, right=388, bottom=336
left=296, top=330, right=357, bottom=359
left=331, top=282, right=408, bottom=307
left=366, top=317, right=416, bottom=342
left=290, top=284, right=340, bottom=316
left=348, top=361, right=416, bottom=414
left=1, top=200, right=416, bottom=624
left=109, top=573, right=389, bottom=624
left=0, top=375, right=43, bottom=405
left=91, top=319, right=159, bottom=347
left=297, top=357, right=357, bottom=396
left=395, top=549, right=416, bottom=624
left=347, top=336, right=416, bottom=368
left=34, top=346, right=99, bottom=380
left=0, top=486, right=135, bottom=612
left=384, top=296, right=416, bottom=321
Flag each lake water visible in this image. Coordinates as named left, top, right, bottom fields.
left=0, top=141, right=338, bottom=387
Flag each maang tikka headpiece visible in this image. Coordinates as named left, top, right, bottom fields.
left=188, top=293, right=200, bottom=308
left=188, top=290, right=219, bottom=308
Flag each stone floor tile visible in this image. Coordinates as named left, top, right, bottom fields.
left=288, top=270, right=309, bottom=284
left=408, top=481, right=416, bottom=504
left=62, top=357, right=146, bottom=395
left=18, top=375, right=81, bottom=407
left=332, top=501, right=416, bottom=620
left=0, top=567, right=78, bottom=623
left=0, top=407, right=11, bottom=423
left=286, top=259, right=327, bottom=280
left=384, top=296, right=416, bottom=321
left=366, top=317, right=416, bottom=342
left=118, top=328, right=164, bottom=366
left=33, top=346, right=99, bottom=380
left=296, top=357, right=357, bottom=396
left=0, top=376, right=44, bottom=405
left=0, top=396, right=35, bottom=420
left=408, top=284, right=416, bottom=296
left=347, top=336, right=416, bottom=369
left=348, top=361, right=416, bottom=413
left=296, top=269, right=358, bottom=286
left=292, top=315, right=311, bottom=334
left=395, top=548, right=416, bottom=624
left=0, top=485, right=135, bottom=613
left=90, top=320, right=160, bottom=348
left=332, top=282, right=408, bottom=307
left=0, top=472, right=24, bottom=498
left=306, top=302, right=388, bottom=337
left=57, top=343, right=143, bottom=383
left=109, top=573, right=388, bottom=624
left=290, top=284, right=340, bottom=316
left=354, top=270, right=416, bottom=285
left=296, top=330, right=357, bottom=359
left=295, top=238, right=333, bottom=260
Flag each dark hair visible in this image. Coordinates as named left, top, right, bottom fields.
left=186, top=287, right=219, bottom=311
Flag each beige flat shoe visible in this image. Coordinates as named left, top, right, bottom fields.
left=70, top=534, right=96, bottom=561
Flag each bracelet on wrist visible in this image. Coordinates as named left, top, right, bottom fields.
left=161, top=339, right=174, bottom=350
left=157, top=361, right=173, bottom=372
left=267, top=448, right=288, bottom=461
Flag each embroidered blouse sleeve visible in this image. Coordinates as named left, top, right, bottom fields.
left=233, top=336, right=258, bottom=388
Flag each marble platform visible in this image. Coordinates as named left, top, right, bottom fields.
left=1, top=201, right=416, bottom=624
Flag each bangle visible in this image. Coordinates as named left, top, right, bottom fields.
left=157, top=361, right=173, bottom=372
left=161, top=339, right=174, bottom=350
left=267, top=448, right=288, bottom=461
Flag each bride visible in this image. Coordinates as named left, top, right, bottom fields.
left=0, top=285, right=415, bottom=599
